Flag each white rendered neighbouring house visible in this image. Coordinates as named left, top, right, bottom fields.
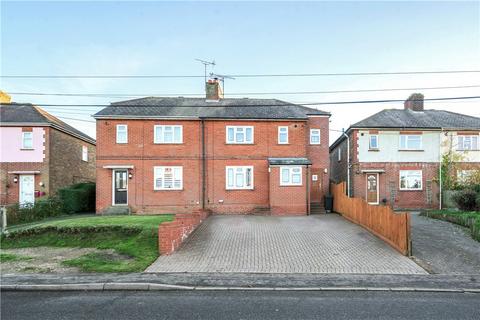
left=329, top=93, right=480, bottom=210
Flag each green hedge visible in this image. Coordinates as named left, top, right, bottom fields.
left=5, top=197, right=64, bottom=225
left=58, top=183, right=96, bottom=214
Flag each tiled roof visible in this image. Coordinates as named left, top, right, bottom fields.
left=352, top=109, right=480, bottom=129
left=0, top=103, right=95, bottom=144
left=93, top=97, right=330, bottom=120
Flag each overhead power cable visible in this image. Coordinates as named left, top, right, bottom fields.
left=2, top=70, right=480, bottom=79
left=8, top=84, right=480, bottom=98
left=30, top=95, right=480, bottom=107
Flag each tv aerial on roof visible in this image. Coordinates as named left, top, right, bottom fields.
left=195, top=59, right=216, bottom=83
left=210, top=73, right=236, bottom=95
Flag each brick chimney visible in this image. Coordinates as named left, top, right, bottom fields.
left=205, top=78, right=223, bottom=101
left=0, top=91, right=12, bottom=103
left=404, top=93, right=424, bottom=111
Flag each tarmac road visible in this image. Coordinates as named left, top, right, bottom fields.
left=2, top=290, right=479, bottom=320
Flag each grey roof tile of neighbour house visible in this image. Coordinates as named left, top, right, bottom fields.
left=93, top=97, right=330, bottom=119
left=351, top=109, right=480, bottom=129
left=0, top=103, right=95, bottom=144
left=268, top=158, right=312, bottom=165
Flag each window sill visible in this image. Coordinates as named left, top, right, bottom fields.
left=20, top=148, right=34, bottom=151
left=154, top=188, right=184, bottom=191
left=225, top=143, right=255, bottom=145
left=309, top=143, right=321, bottom=146
left=456, top=149, right=480, bottom=151
left=278, top=143, right=290, bottom=145
left=153, top=143, right=184, bottom=145
left=280, top=184, right=303, bottom=187
left=398, top=189, right=423, bottom=192
left=398, top=149, right=424, bottom=152
left=368, top=149, right=379, bottom=152
left=226, top=188, right=255, bottom=191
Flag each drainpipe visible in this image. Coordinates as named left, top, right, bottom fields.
left=201, top=118, right=206, bottom=210
left=342, top=129, right=351, bottom=197
left=439, top=128, right=443, bottom=210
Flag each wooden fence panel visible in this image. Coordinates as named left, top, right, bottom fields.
left=331, top=182, right=411, bottom=256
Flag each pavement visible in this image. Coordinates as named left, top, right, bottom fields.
left=1, top=273, right=480, bottom=291
left=3, top=290, right=480, bottom=320
left=146, top=214, right=425, bottom=274
left=411, top=212, right=480, bottom=274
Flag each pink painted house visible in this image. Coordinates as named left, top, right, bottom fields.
left=0, top=102, right=96, bottom=205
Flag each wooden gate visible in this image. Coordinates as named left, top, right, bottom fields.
left=331, top=182, right=411, bottom=256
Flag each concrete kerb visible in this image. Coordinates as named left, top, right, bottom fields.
left=1, top=283, right=479, bottom=293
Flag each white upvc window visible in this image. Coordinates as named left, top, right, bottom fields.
left=310, top=129, right=321, bottom=144
left=457, top=135, right=479, bottom=151
left=154, top=125, right=183, bottom=144
left=116, top=124, right=128, bottom=144
left=399, top=135, right=422, bottom=150
left=337, top=148, right=342, bottom=162
left=457, top=170, right=476, bottom=184
left=369, top=135, right=379, bottom=149
left=226, top=166, right=253, bottom=190
left=399, top=170, right=422, bottom=190
left=280, top=166, right=302, bottom=186
left=82, top=146, right=88, bottom=162
left=154, top=166, right=183, bottom=190
left=22, top=132, right=33, bottom=149
left=226, top=126, right=254, bottom=144
left=278, top=126, right=289, bottom=144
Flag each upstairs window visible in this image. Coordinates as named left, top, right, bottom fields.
left=369, top=135, right=379, bottom=149
left=399, top=135, right=422, bottom=150
left=280, top=167, right=302, bottom=186
left=310, top=129, right=321, bottom=144
left=22, top=132, right=33, bottom=149
left=116, top=125, right=128, bottom=144
left=226, top=166, right=253, bottom=189
left=154, top=125, right=183, bottom=144
left=226, top=126, right=254, bottom=144
left=82, top=146, right=88, bottom=162
left=154, top=166, right=183, bottom=190
left=399, top=170, right=422, bottom=190
left=278, top=126, right=289, bottom=144
left=457, top=135, right=479, bottom=151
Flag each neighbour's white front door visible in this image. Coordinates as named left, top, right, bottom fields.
left=19, top=175, right=35, bottom=205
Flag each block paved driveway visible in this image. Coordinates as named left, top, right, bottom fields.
left=146, top=214, right=426, bottom=274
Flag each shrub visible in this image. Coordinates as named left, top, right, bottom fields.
left=476, top=193, right=480, bottom=211
left=59, top=183, right=96, bottom=214
left=6, top=196, right=64, bottom=225
left=452, top=189, right=478, bottom=211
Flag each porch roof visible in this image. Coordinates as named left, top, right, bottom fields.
left=268, top=157, right=312, bottom=166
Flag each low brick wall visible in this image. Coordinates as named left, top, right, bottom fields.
left=158, top=210, right=210, bottom=255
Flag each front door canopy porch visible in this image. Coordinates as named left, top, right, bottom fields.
left=103, top=165, right=134, bottom=169
left=268, top=158, right=312, bottom=166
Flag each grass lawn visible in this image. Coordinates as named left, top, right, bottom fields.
left=422, top=210, right=480, bottom=242
left=0, top=215, right=173, bottom=272
left=0, top=253, right=32, bottom=262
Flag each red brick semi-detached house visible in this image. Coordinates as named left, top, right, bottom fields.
left=94, top=80, right=330, bottom=215
left=0, top=93, right=96, bottom=205
left=329, top=93, right=480, bottom=210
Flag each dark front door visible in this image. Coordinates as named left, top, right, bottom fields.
left=114, top=170, right=128, bottom=205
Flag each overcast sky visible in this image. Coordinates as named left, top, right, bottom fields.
left=1, top=1, right=479, bottom=143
